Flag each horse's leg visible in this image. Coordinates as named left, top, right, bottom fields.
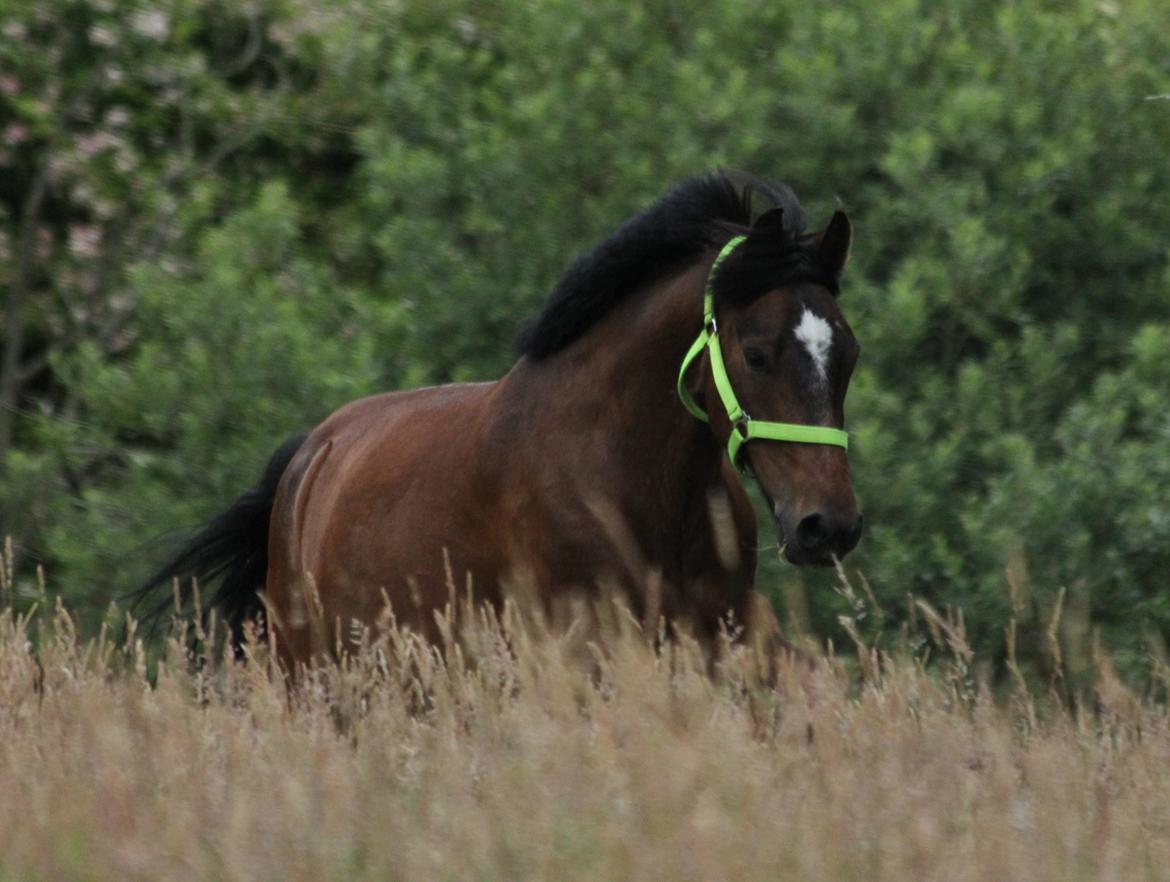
left=716, top=459, right=817, bottom=685
left=266, top=438, right=334, bottom=671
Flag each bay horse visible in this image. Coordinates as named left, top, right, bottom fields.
left=140, top=173, right=861, bottom=668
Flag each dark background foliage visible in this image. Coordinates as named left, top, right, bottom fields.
left=2, top=0, right=1168, bottom=681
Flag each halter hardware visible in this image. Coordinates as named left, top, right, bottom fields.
left=676, top=235, right=849, bottom=469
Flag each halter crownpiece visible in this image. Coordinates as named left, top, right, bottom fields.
left=676, top=235, right=850, bottom=468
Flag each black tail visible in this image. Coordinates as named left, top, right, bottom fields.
left=133, top=433, right=306, bottom=646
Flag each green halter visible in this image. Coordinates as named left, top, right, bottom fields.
left=676, top=235, right=850, bottom=468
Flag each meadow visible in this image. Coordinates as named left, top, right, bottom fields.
left=4, top=1, right=1170, bottom=877
left=3, top=559, right=1169, bottom=882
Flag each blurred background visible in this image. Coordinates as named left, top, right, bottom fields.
left=2, top=0, right=1168, bottom=684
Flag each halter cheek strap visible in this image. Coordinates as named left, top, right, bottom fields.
left=676, top=235, right=849, bottom=468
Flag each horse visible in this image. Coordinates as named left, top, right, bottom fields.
left=139, top=172, right=862, bottom=669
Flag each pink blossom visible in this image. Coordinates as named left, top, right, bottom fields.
left=130, top=10, right=170, bottom=41
left=88, top=25, right=117, bottom=48
left=75, top=131, right=119, bottom=157
left=68, top=226, right=102, bottom=260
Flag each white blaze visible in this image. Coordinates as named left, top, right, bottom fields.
left=794, top=308, right=833, bottom=382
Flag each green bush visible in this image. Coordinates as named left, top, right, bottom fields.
left=2, top=0, right=1168, bottom=679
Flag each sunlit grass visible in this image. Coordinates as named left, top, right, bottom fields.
left=1, top=570, right=1169, bottom=881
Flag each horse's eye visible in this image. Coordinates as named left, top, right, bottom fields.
left=743, top=348, right=768, bottom=372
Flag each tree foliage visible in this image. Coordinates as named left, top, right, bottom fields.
left=2, top=0, right=1168, bottom=678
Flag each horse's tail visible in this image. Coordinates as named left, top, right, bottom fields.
left=133, top=433, right=306, bottom=646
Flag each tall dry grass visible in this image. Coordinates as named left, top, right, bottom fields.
left=2, top=573, right=1169, bottom=882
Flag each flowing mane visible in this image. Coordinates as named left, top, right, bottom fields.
left=516, top=171, right=838, bottom=360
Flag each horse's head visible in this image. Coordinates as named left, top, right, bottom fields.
left=694, top=208, right=861, bottom=566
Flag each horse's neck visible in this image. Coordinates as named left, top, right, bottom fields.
left=600, top=262, right=720, bottom=477
left=513, top=261, right=725, bottom=522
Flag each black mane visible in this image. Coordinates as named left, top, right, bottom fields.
left=516, top=171, right=836, bottom=359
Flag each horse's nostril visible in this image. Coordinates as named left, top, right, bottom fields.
left=796, top=513, right=830, bottom=552
left=847, top=513, right=864, bottom=552
left=796, top=511, right=863, bottom=557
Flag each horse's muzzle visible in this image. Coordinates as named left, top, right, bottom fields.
left=780, top=509, right=863, bottom=566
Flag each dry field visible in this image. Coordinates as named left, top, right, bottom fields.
left=2, top=588, right=1170, bottom=882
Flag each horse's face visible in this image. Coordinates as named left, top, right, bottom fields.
left=716, top=213, right=862, bottom=566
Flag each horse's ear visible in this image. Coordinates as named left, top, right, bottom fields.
left=818, top=210, right=852, bottom=279
left=751, top=207, right=787, bottom=231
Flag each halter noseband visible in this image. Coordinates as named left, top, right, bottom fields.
left=676, top=235, right=850, bottom=468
